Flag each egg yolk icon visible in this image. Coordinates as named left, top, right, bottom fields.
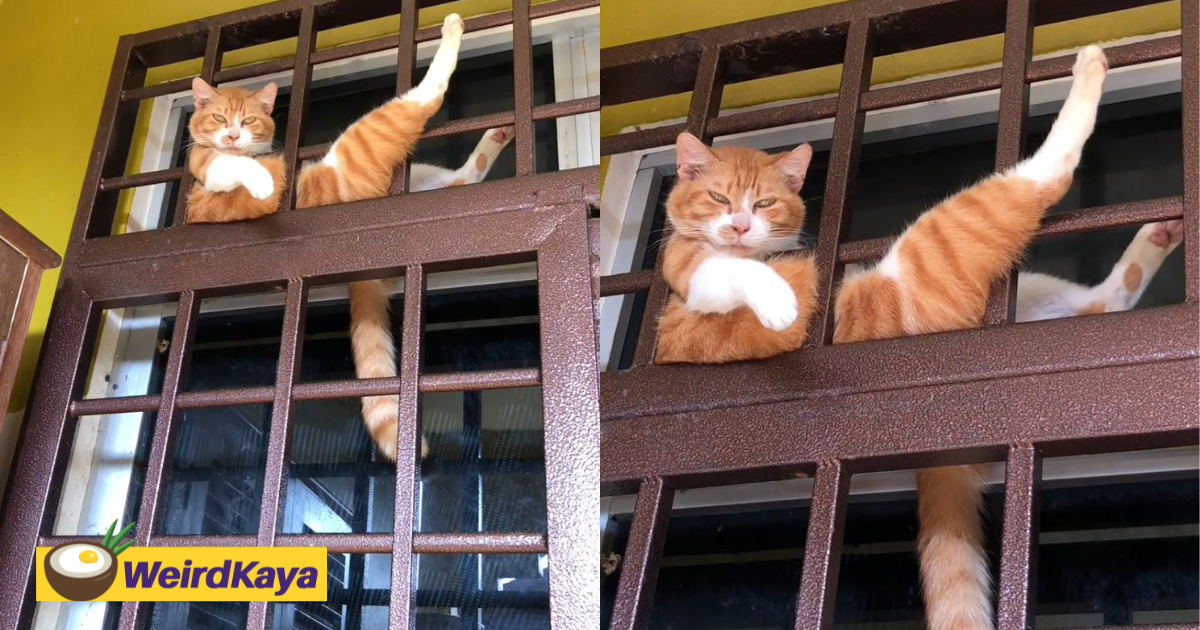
left=79, top=550, right=98, bottom=564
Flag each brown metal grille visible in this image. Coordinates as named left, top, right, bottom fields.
left=599, top=0, right=1199, bottom=628
left=0, top=0, right=599, bottom=628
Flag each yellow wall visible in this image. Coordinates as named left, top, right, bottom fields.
left=599, top=0, right=1182, bottom=138
left=0, top=0, right=525, bottom=412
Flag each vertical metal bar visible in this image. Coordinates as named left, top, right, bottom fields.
left=79, top=36, right=147, bottom=240
left=279, top=6, right=317, bottom=211
left=609, top=478, right=673, bottom=630
left=808, top=17, right=874, bottom=347
left=247, top=278, right=307, bottom=630
left=984, top=0, right=1036, bottom=325
left=119, top=290, right=200, bottom=630
left=390, top=0, right=420, bottom=195
left=631, top=45, right=726, bottom=366
left=172, top=27, right=224, bottom=227
left=0, top=286, right=95, bottom=627
left=996, top=444, right=1042, bottom=630
left=537, top=205, right=602, bottom=628
left=793, top=462, right=850, bottom=630
left=513, top=0, right=537, bottom=176
left=387, top=264, right=425, bottom=630
left=1182, top=0, right=1199, bottom=301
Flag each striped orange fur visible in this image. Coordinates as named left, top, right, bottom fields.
left=654, top=46, right=1111, bottom=630
left=184, top=14, right=473, bottom=460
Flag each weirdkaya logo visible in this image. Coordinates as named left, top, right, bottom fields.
left=42, top=519, right=136, bottom=601
left=37, top=520, right=327, bottom=602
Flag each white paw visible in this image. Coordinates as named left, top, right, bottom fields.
left=203, top=156, right=241, bottom=193
left=442, top=13, right=464, bottom=39
left=241, top=162, right=275, bottom=200
left=687, top=283, right=740, bottom=314
left=1073, top=45, right=1108, bottom=78
left=744, top=275, right=798, bottom=331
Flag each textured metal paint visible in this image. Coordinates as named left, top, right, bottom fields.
left=984, top=0, right=1036, bottom=326
left=995, top=445, right=1041, bottom=630
left=609, top=478, right=673, bottom=630
left=537, top=206, right=603, bottom=629
left=247, top=278, right=307, bottom=630
left=172, top=27, right=223, bottom=227
left=602, top=358, right=1197, bottom=492
left=808, top=16, right=873, bottom=347
left=793, top=462, right=850, bottom=630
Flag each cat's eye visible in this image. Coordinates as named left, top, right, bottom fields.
left=708, top=191, right=730, bottom=204
left=754, top=198, right=777, bottom=209
left=241, top=117, right=257, bottom=125
left=212, top=114, right=227, bottom=123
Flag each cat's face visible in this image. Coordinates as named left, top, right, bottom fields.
left=189, top=79, right=277, bottom=155
left=665, top=132, right=812, bottom=256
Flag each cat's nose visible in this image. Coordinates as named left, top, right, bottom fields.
left=731, top=223, right=750, bottom=235
left=227, top=128, right=241, bottom=140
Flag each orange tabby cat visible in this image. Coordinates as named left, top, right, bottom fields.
left=183, top=14, right=476, bottom=459
left=655, top=46, right=1111, bottom=630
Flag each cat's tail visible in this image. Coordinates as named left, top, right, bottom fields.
left=349, top=279, right=427, bottom=460
left=313, top=14, right=465, bottom=201
left=917, top=465, right=994, bottom=630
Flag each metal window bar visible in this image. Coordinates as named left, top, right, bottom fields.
left=599, top=0, right=1199, bottom=629
left=0, top=0, right=599, bottom=628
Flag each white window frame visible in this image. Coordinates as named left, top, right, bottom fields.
left=598, top=43, right=1188, bottom=520
left=37, top=11, right=598, bottom=629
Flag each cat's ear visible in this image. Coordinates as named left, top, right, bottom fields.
left=676, top=132, right=716, bottom=180
left=192, top=78, right=218, bottom=109
left=775, top=143, right=813, bottom=193
left=253, top=83, right=278, bottom=114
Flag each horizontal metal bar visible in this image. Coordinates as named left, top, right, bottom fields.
left=412, top=532, right=547, bottom=554
left=98, top=168, right=185, bottom=192
left=290, top=369, right=541, bottom=400
left=838, top=197, right=1184, bottom=264
left=601, top=124, right=685, bottom=157
left=77, top=170, right=595, bottom=280
left=862, top=35, right=1180, bottom=112
left=602, top=303, right=1198, bottom=423
left=599, top=270, right=655, bottom=297
left=70, top=394, right=162, bottom=416
left=420, top=368, right=542, bottom=392
left=177, top=386, right=276, bottom=409
left=708, top=97, right=839, bottom=138
left=120, top=78, right=192, bottom=102
left=41, top=532, right=548, bottom=555
left=601, top=357, right=1198, bottom=491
